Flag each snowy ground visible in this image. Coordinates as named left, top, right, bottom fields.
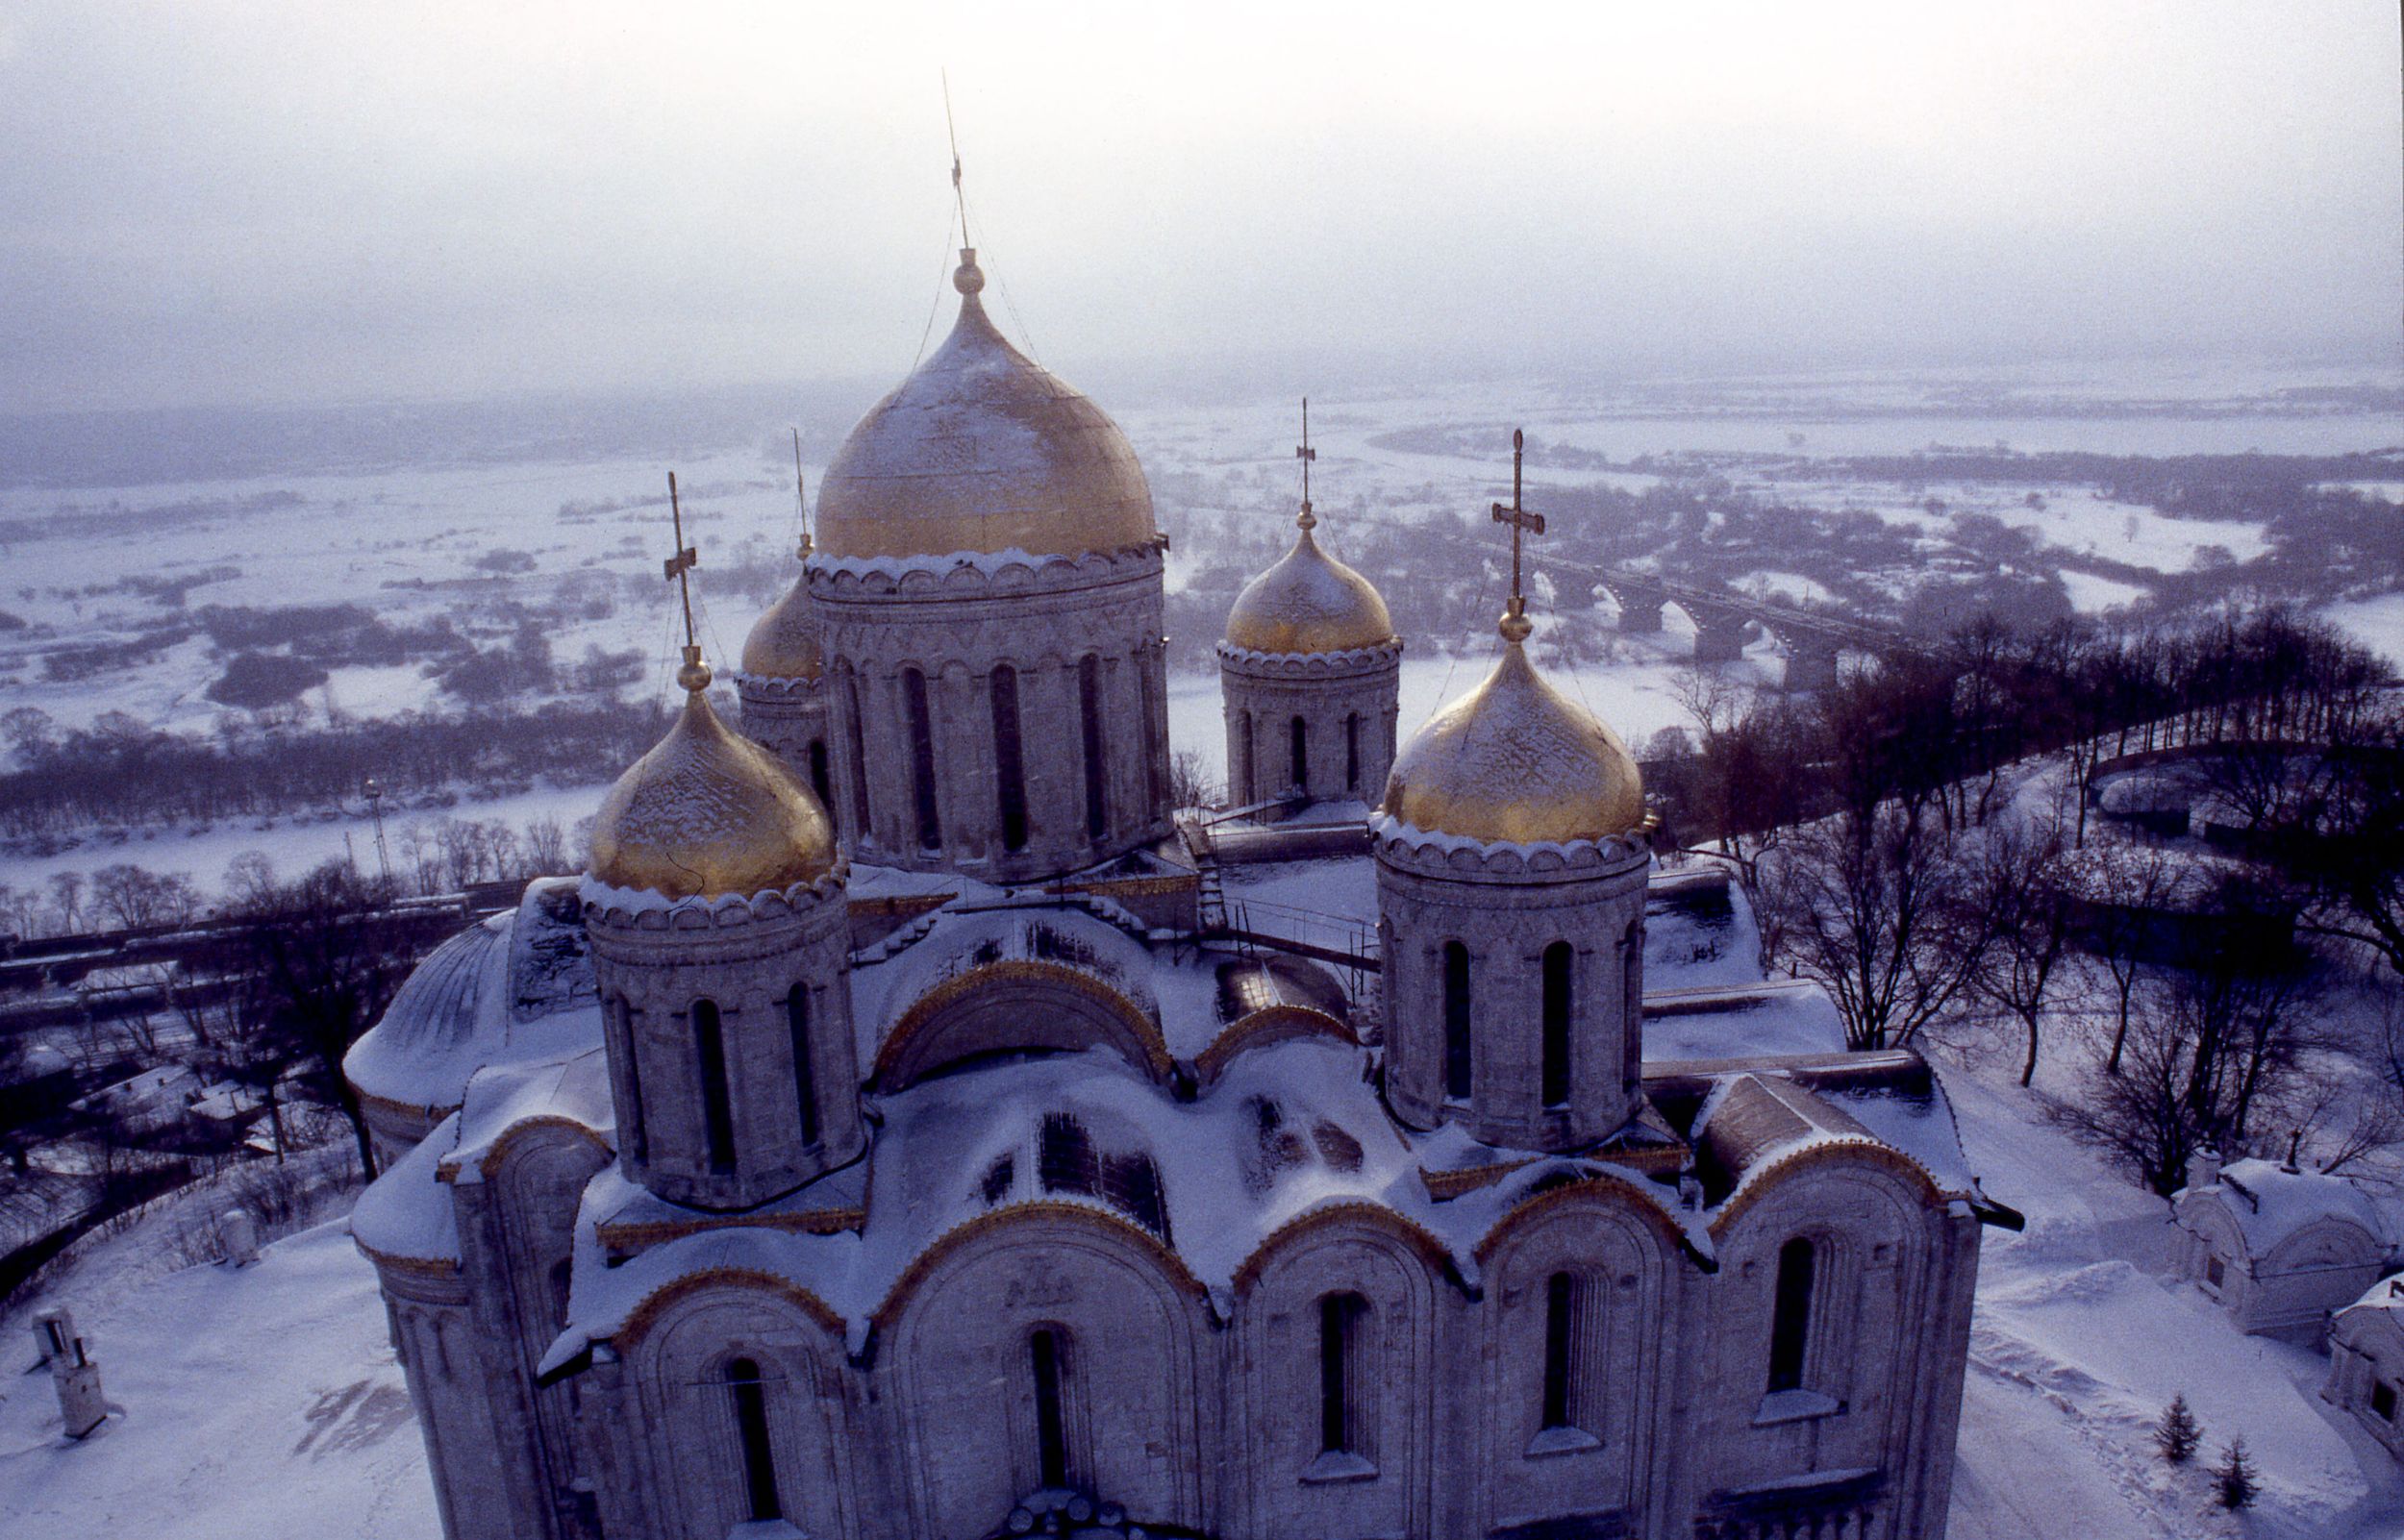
left=5, top=1016, right=2401, bottom=1538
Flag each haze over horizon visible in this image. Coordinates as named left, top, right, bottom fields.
left=4, top=1, right=2399, bottom=415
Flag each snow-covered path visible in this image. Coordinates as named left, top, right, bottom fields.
left=0, top=1218, right=437, bottom=1540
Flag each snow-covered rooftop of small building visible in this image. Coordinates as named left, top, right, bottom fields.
left=2187, top=1157, right=2396, bottom=1260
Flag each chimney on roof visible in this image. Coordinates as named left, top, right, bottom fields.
left=2185, top=1146, right=2222, bottom=1193
left=2282, top=1130, right=2302, bottom=1175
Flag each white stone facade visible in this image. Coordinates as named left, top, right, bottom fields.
left=1376, top=820, right=1651, bottom=1152
left=811, top=547, right=1172, bottom=884
left=1217, top=640, right=1402, bottom=807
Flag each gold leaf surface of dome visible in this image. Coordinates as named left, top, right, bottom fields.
left=814, top=263, right=1156, bottom=562
left=1223, top=526, right=1396, bottom=655
left=587, top=688, right=837, bottom=899
left=1380, top=639, right=1644, bottom=845
left=740, top=577, right=824, bottom=681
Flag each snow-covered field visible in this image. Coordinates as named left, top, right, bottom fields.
left=6, top=1024, right=2398, bottom=1538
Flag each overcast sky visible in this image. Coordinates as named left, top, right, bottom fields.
left=3, top=1, right=2397, bottom=412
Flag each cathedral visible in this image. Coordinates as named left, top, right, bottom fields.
left=346, top=239, right=2015, bottom=1540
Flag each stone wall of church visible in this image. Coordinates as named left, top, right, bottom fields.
left=557, top=1153, right=1981, bottom=1540
left=811, top=546, right=1171, bottom=884
left=1375, top=832, right=1651, bottom=1151
left=375, top=1263, right=524, bottom=1540
left=733, top=675, right=839, bottom=839
left=1217, top=641, right=1402, bottom=808
left=585, top=882, right=861, bottom=1210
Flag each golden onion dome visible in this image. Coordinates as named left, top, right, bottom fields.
left=1380, top=608, right=1644, bottom=845
left=814, top=249, right=1155, bottom=562
left=740, top=550, right=824, bottom=683
left=1224, top=514, right=1395, bottom=655
left=587, top=655, right=838, bottom=899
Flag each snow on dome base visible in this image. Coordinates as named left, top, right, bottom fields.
left=813, top=251, right=1155, bottom=563
left=1381, top=631, right=1644, bottom=846
left=1223, top=525, right=1395, bottom=655
left=586, top=686, right=837, bottom=901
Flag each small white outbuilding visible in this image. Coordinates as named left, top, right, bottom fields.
left=2172, top=1150, right=2395, bottom=1347
left=2326, top=1275, right=2404, bottom=1460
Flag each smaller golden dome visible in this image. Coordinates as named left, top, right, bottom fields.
left=1224, top=520, right=1395, bottom=656
left=588, top=678, right=838, bottom=900
left=740, top=574, right=824, bottom=682
left=1381, top=620, right=1644, bottom=845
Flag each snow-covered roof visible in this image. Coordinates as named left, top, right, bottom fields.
left=2187, top=1157, right=2394, bottom=1260
left=343, top=878, right=597, bottom=1114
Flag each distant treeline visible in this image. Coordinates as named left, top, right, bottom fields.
left=0, top=701, right=666, bottom=844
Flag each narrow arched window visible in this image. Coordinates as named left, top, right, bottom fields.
left=1622, top=919, right=1644, bottom=1093
left=902, top=667, right=941, bottom=851
left=609, top=994, right=646, bottom=1162
left=1442, top=942, right=1473, bottom=1101
left=726, top=1357, right=781, bottom=1522
left=1319, top=1292, right=1369, bottom=1455
left=1345, top=711, right=1362, bottom=792
left=1542, top=1272, right=1578, bottom=1429
left=990, top=663, right=1030, bottom=852
left=786, top=984, right=817, bottom=1147
left=1079, top=655, right=1109, bottom=839
left=1290, top=715, right=1310, bottom=794
left=693, top=999, right=736, bottom=1175
left=1767, top=1237, right=1815, bottom=1393
left=840, top=668, right=870, bottom=835
left=1138, top=648, right=1167, bottom=811
left=1238, top=711, right=1257, bottom=806
left=1031, top=1329, right=1070, bottom=1490
left=806, top=738, right=833, bottom=826
left=1541, top=941, right=1574, bottom=1106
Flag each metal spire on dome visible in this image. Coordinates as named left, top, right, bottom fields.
left=663, top=472, right=710, bottom=692
left=1490, top=428, right=1546, bottom=643
left=790, top=428, right=812, bottom=560
left=1295, top=397, right=1317, bottom=531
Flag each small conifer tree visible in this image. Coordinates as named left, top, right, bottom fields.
left=2213, top=1437, right=2258, bottom=1510
left=2154, top=1394, right=2201, bottom=1465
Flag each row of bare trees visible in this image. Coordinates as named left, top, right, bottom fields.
left=1652, top=603, right=2402, bottom=1196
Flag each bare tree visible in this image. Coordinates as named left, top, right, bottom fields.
left=1767, top=803, right=1989, bottom=1051
left=2074, top=836, right=2181, bottom=1075
left=1970, top=815, right=2076, bottom=1086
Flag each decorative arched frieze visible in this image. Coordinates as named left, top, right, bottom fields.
left=873, top=960, right=1175, bottom=1091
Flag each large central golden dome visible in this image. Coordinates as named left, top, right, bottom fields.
left=1380, top=616, right=1644, bottom=845
left=1224, top=519, right=1395, bottom=656
left=814, top=251, right=1156, bottom=563
left=588, top=663, right=838, bottom=899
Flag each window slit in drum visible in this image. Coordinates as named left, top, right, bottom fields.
left=806, top=738, right=832, bottom=823
left=841, top=671, right=870, bottom=834
left=693, top=999, right=736, bottom=1175
left=1079, top=655, right=1108, bottom=838
left=1542, top=1272, right=1576, bottom=1428
left=1541, top=941, right=1573, bottom=1106
left=1768, top=1236, right=1816, bottom=1392
left=1290, top=715, right=1309, bottom=794
left=726, top=1357, right=781, bottom=1522
left=1031, top=1329, right=1070, bottom=1489
left=1318, top=1292, right=1369, bottom=1456
left=990, top=663, right=1030, bottom=852
left=903, top=666, right=941, bottom=850
left=1443, top=942, right=1473, bottom=1101
left=1345, top=711, right=1361, bottom=791
left=787, top=984, right=817, bottom=1147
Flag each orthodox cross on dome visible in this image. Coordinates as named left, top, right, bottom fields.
left=663, top=471, right=710, bottom=692
left=1295, top=397, right=1317, bottom=531
left=1490, top=428, right=1546, bottom=642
